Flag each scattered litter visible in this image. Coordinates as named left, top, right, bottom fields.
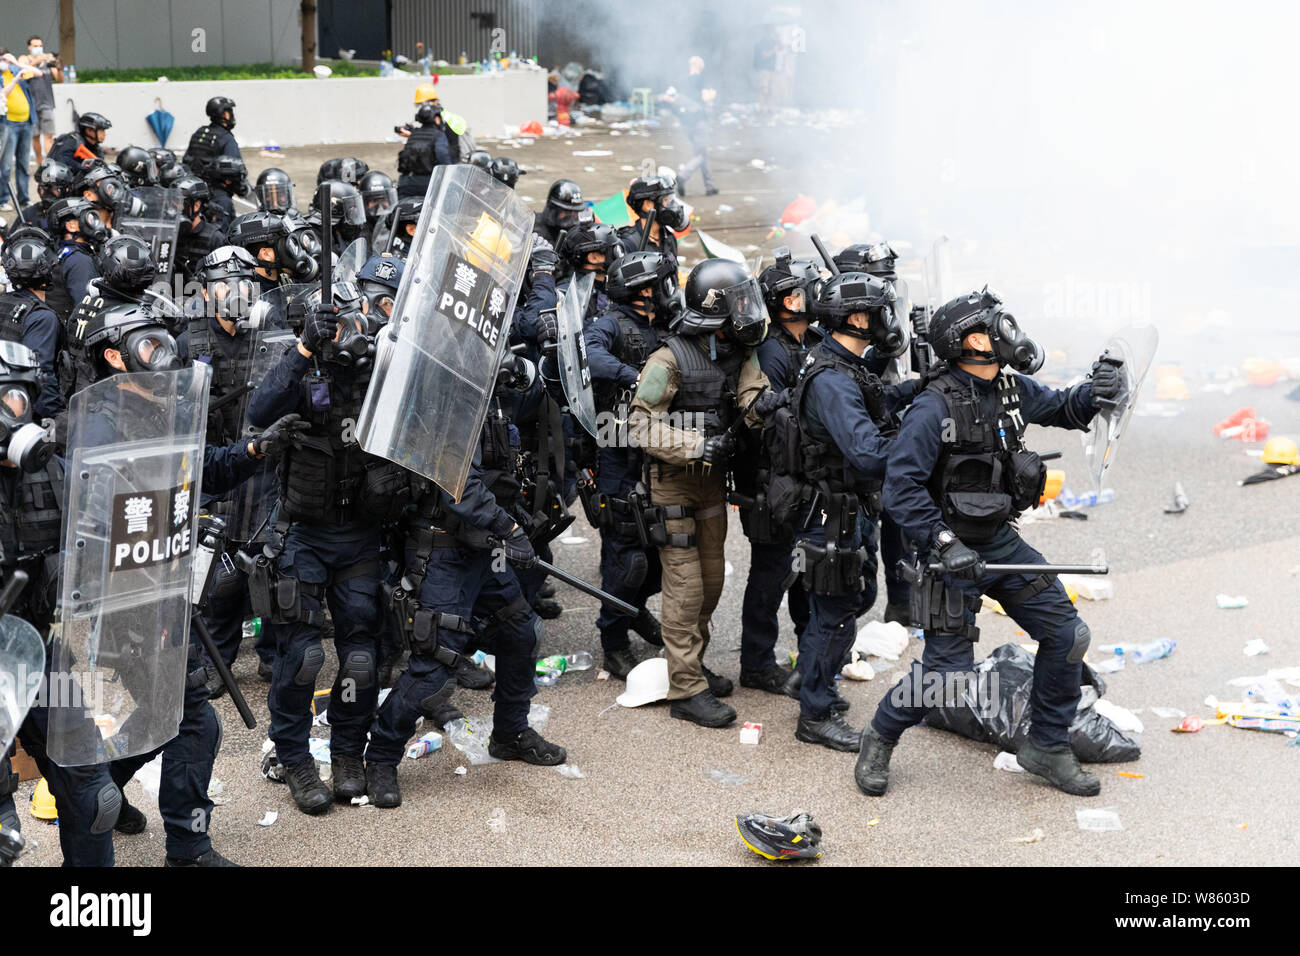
left=703, top=769, right=750, bottom=787
left=1217, top=594, right=1249, bottom=609
left=842, top=658, right=875, bottom=681
left=406, top=731, right=444, bottom=759
left=1058, top=575, right=1113, bottom=601
left=572, top=149, right=613, bottom=156
left=444, top=703, right=551, bottom=764
left=207, top=778, right=225, bottom=799
left=258, top=811, right=278, bottom=827
left=1009, top=827, right=1045, bottom=844
left=866, top=818, right=880, bottom=827
left=559, top=535, right=589, bottom=545
left=488, top=807, right=507, bottom=833
left=1243, top=639, right=1270, bottom=657
left=136, top=754, right=163, bottom=799
left=1075, top=807, right=1123, bottom=832
left=1092, top=656, right=1126, bottom=674
left=454, top=765, right=467, bottom=775
left=554, top=763, right=585, bottom=779
left=565, top=651, right=594, bottom=671
left=1163, top=481, right=1189, bottom=514
left=1173, top=715, right=1205, bottom=733
left=1116, top=771, right=1145, bottom=778
left=596, top=670, right=610, bottom=681
left=1149, top=707, right=1186, bottom=719
left=739, top=722, right=763, bottom=745
left=1093, top=700, right=1144, bottom=734
left=749, top=158, right=767, bottom=169
left=993, top=751, right=1025, bottom=773
left=1100, top=639, right=1175, bottom=664
left=350, top=795, right=370, bottom=806
left=308, top=737, right=331, bottom=764
left=853, top=620, right=909, bottom=661
left=717, top=204, right=734, bottom=212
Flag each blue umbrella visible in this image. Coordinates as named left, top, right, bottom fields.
left=147, top=97, right=174, bottom=147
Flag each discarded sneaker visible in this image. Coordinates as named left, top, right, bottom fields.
left=284, top=759, right=331, bottom=815
left=740, top=664, right=794, bottom=695
left=1015, top=739, right=1101, bottom=796
left=456, top=656, right=495, bottom=690
left=795, top=712, right=862, bottom=752
left=603, top=646, right=641, bottom=681
left=165, top=848, right=240, bottom=867
left=331, top=753, right=366, bottom=802
left=366, top=763, right=402, bottom=808
left=703, top=665, right=734, bottom=698
left=854, top=727, right=896, bottom=796
left=114, top=797, right=147, bottom=834
left=488, top=727, right=567, bottom=766
left=669, top=689, right=736, bottom=728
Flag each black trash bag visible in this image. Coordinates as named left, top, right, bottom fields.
left=923, top=642, right=1141, bottom=763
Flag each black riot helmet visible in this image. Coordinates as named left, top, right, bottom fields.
left=157, top=160, right=189, bottom=188
left=317, top=156, right=370, bottom=186
left=468, top=150, right=492, bottom=170
left=76, top=111, right=112, bottom=142
left=813, top=271, right=908, bottom=357
left=228, top=211, right=292, bottom=280
left=415, top=101, right=444, bottom=125
left=148, top=147, right=178, bottom=169
left=206, top=96, right=236, bottom=130
left=383, top=197, right=424, bottom=256
left=832, top=242, right=898, bottom=280
left=487, top=157, right=525, bottom=189
left=1, top=230, right=57, bottom=290
left=541, top=179, right=584, bottom=231
left=256, top=168, right=296, bottom=214
left=212, top=155, right=249, bottom=192
left=96, top=236, right=159, bottom=298
left=357, top=170, right=396, bottom=222
left=675, top=258, right=766, bottom=345
left=0, top=342, right=54, bottom=473
left=625, top=175, right=674, bottom=212
left=34, top=159, right=77, bottom=204
left=929, top=287, right=1044, bottom=374
left=606, top=250, right=678, bottom=318
left=356, top=253, right=404, bottom=324
left=47, top=197, right=110, bottom=248
left=199, top=245, right=259, bottom=321
left=759, top=246, right=823, bottom=318
left=174, top=175, right=212, bottom=220
left=78, top=166, right=145, bottom=219
left=556, top=215, right=625, bottom=277
left=311, top=180, right=366, bottom=243
left=116, top=145, right=159, bottom=188
left=72, top=300, right=182, bottom=382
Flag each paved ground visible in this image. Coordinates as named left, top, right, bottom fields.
left=13, top=113, right=1300, bottom=867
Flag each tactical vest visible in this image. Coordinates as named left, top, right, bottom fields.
left=480, top=402, right=521, bottom=511
left=13, top=460, right=64, bottom=556
left=0, top=290, right=33, bottom=343
left=0, top=461, right=64, bottom=626
left=663, top=333, right=746, bottom=440
left=924, top=370, right=1046, bottom=544
left=186, top=317, right=248, bottom=445
left=279, top=363, right=410, bottom=526
left=767, top=323, right=821, bottom=389
left=45, top=245, right=87, bottom=322
left=792, top=343, right=894, bottom=507
left=397, top=125, right=440, bottom=177
left=594, top=309, right=660, bottom=412
left=184, top=125, right=225, bottom=180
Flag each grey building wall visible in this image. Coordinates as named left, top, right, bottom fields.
left=0, top=0, right=301, bottom=70
left=390, top=0, right=538, bottom=63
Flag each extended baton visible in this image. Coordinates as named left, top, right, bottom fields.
left=191, top=614, right=257, bottom=729
left=924, top=563, right=1108, bottom=575
left=535, top=558, right=638, bottom=617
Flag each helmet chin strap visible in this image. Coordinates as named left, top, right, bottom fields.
left=959, top=348, right=998, bottom=365
left=837, top=323, right=873, bottom=341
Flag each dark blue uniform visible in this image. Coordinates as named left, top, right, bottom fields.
left=557, top=274, right=611, bottom=325
left=2, top=289, right=64, bottom=419
left=584, top=303, right=664, bottom=654
left=617, top=222, right=678, bottom=271
left=48, top=241, right=98, bottom=320
left=871, top=367, right=1096, bottom=749
left=795, top=337, right=919, bottom=720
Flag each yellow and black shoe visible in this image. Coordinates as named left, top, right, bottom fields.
left=735, top=811, right=823, bottom=861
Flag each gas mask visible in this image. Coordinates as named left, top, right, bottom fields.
left=319, top=311, right=374, bottom=369
left=867, top=285, right=908, bottom=358
left=277, top=230, right=318, bottom=282
left=96, top=176, right=146, bottom=219
left=0, top=345, right=53, bottom=473
left=496, top=351, right=536, bottom=393
left=958, top=290, right=1043, bottom=374
left=75, top=208, right=111, bottom=247
left=122, top=328, right=183, bottom=374
left=207, top=277, right=256, bottom=321
left=656, top=197, right=688, bottom=232
left=360, top=281, right=396, bottom=328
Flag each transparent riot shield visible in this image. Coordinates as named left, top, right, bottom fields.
left=357, top=165, right=535, bottom=500
left=920, top=235, right=951, bottom=320
left=119, top=186, right=184, bottom=283
left=883, top=277, right=913, bottom=383
left=557, top=272, right=597, bottom=436
left=1080, top=325, right=1159, bottom=492
left=335, top=238, right=368, bottom=285
left=0, top=615, right=43, bottom=756
left=47, top=366, right=211, bottom=765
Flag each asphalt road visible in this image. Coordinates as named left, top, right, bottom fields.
left=13, top=111, right=1300, bottom=867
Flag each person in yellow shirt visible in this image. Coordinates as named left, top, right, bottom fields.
left=0, top=50, right=36, bottom=210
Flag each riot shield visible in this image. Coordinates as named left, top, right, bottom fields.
left=119, top=186, right=184, bottom=283
left=357, top=165, right=535, bottom=500
left=46, top=366, right=211, bottom=765
left=0, top=615, right=43, bottom=757
left=883, top=277, right=913, bottom=383
left=557, top=272, right=598, bottom=436
left=920, top=236, right=951, bottom=319
left=1080, top=325, right=1159, bottom=491
left=335, top=238, right=368, bottom=285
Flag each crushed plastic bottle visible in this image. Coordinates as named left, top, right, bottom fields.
left=563, top=651, right=593, bottom=671
left=242, top=617, right=262, bottom=639
left=1101, top=639, right=1176, bottom=664
left=1058, top=488, right=1115, bottom=509
left=535, top=654, right=568, bottom=685
left=1244, top=680, right=1300, bottom=713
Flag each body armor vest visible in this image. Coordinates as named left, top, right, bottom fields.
left=0, top=460, right=64, bottom=626
left=186, top=317, right=248, bottom=445
left=184, top=125, right=225, bottom=179
left=397, top=125, right=440, bottom=177
left=45, top=245, right=88, bottom=322
left=0, top=291, right=33, bottom=342
left=480, top=402, right=521, bottom=511
left=664, top=334, right=746, bottom=439
left=594, top=309, right=661, bottom=412
left=924, top=370, right=1045, bottom=543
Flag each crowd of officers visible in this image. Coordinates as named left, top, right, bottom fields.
left=0, top=88, right=1125, bottom=868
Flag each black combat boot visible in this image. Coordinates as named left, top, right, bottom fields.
left=488, top=727, right=567, bottom=765
left=603, top=647, right=641, bottom=680
left=331, top=753, right=366, bottom=802
left=1016, top=739, right=1101, bottom=796
left=366, top=762, right=402, bottom=808
left=795, top=712, right=862, bottom=752
left=669, top=689, right=737, bottom=728
left=165, top=848, right=240, bottom=867
left=284, top=759, right=331, bottom=815
left=455, top=656, right=495, bottom=690
left=702, top=665, right=734, bottom=698
left=854, top=727, right=896, bottom=796
left=740, top=663, right=794, bottom=695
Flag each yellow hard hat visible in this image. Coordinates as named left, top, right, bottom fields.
left=1262, top=436, right=1299, bottom=466
left=30, top=777, right=57, bottom=821
left=465, top=212, right=514, bottom=270
left=414, top=83, right=439, bottom=105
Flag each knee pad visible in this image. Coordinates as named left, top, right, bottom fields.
left=213, top=708, right=224, bottom=759
left=623, top=549, right=648, bottom=590
left=417, top=679, right=454, bottom=718
left=294, top=642, right=325, bottom=686
left=341, top=650, right=376, bottom=692
left=529, top=615, right=545, bottom=658
left=1067, top=619, right=1091, bottom=664
left=89, top=782, right=122, bottom=835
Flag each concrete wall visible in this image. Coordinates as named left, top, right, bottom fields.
left=0, top=0, right=301, bottom=70
left=51, top=70, right=547, bottom=148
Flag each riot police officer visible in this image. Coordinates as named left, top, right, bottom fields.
left=534, top=179, right=585, bottom=247
left=47, top=111, right=111, bottom=167
left=174, top=175, right=224, bottom=283
left=116, top=145, right=160, bottom=189
left=317, top=157, right=370, bottom=187
left=149, top=147, right=185, bottom=186
left=487, top=157, right=525, bottom=190
left=555, top=213, right=624, bottom=320
left=581, top=249, right=678, bottom=677
left=43, top=197, right=108, bottom=322
left=857, top=288, right=1123, bottom=797
left=183, top=96, right=241, bottom=183
left=205, top=155, right=251, bottom=234
left=628, top=259, right=769, bottom=725
left=0, top=229, right=64, bottom=419
left=616, top=175, right=686, bottom=268
left=374, top=197, right=423, bottom=258
left=355, top=252, right=404, bottom=325
left=395, top=101, right=454, bottom=199
left=9, top=159, right=74, bottom=234
left=227, top=211, right=314, bottom=292
left=784, top=270, right=916, bottom=751
left=256, top=168, right=297, bottom=217
left=358, top=170, right=397, bottom=236
left=245, top=295, right=397, bottom=816
left=75, top=163, right=142, bottom=231
left=310, top=181, right=367, bottom=254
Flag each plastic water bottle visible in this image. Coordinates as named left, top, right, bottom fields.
left=534, top=654, right=567, bottom=685
left=564, top=651, right=593, bottom=671
left=1118, top=639, right=1176, bottom=664
left=242, top=617, right=262, bottom=640
left=66, top=64, right=77, bottom=84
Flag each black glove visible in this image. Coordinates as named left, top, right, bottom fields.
left=936, top=530, right=985, bottom=580
left=754, top=389, right=783, bottom=417
left=301, top=305, right=337, bottom=354
left=700, top=432, right=736, bottom=465
left=537, top=307, right=558, bottom=345
left=1090, top=356, right=1124, bottom=405
left=251, top=413, right=309, bottom=459
left=529, top=237, right=557, bottom=277
left=499, top=526, right=537, bottom=569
